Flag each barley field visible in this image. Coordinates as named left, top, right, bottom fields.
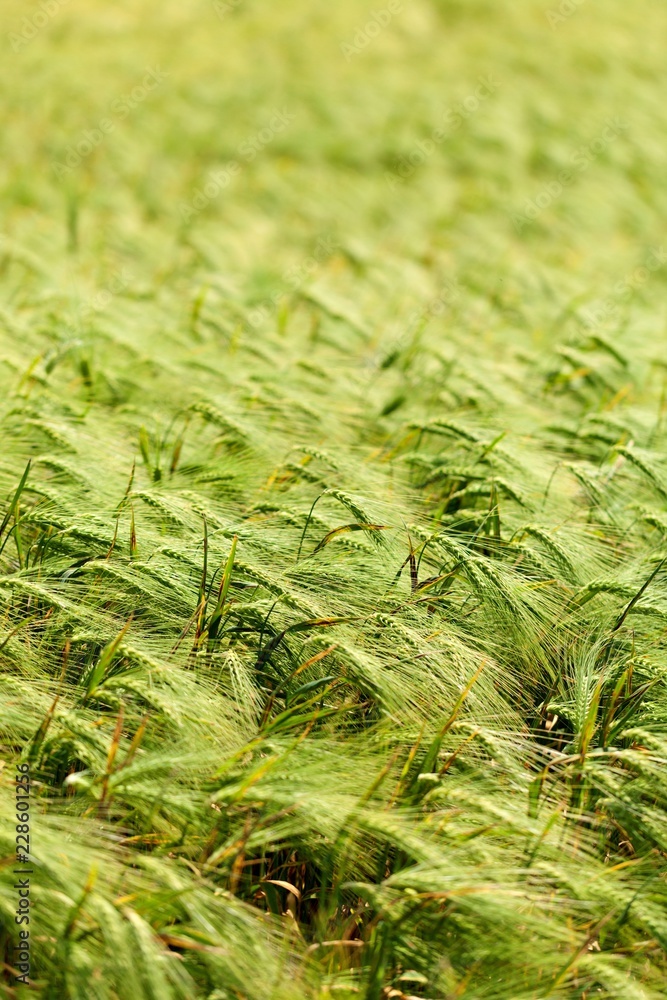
left=1, top=0, right=667, bottom=997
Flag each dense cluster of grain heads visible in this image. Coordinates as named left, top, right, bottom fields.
left=1, top=0, right=667, bottom=997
